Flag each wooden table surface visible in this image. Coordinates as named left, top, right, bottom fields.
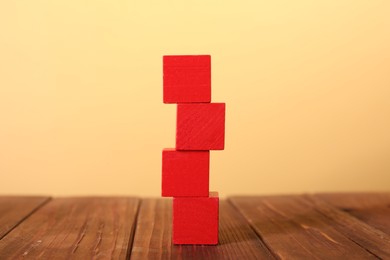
left=0, top=193, right=389, bottom=259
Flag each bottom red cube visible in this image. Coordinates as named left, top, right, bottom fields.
left=173, top=192, right=219, bottom=245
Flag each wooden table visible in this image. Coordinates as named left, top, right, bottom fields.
left=0, top=193, right=389, bottom=259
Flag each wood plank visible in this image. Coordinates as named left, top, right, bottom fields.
left=314, top=193, right=390, bottom=234
left=0, top=197, right=139, bottom=259
left=0, top=196, right=50, bottom=240
left=229, top=195, right=378, bottom=259
left=130, top=199, right=275, bottom=259
left=306, top=194, right=390, bottom=258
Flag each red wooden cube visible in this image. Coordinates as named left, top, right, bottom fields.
left=162, top=149, right=209, bottom=197
left=176, top=103, right=225, bottom=150
left=173, top=192, right=219, bottom=245
left=163, top=55, right=211, bottom=103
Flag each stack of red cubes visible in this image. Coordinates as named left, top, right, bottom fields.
left=162, top=55, right=226, bottom=245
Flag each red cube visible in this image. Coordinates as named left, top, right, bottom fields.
left=173, top=192, right=219, bottom=245
left=163, top=55, right=211, bottom=103
left=176, top=103, right=225, bottom=150
left=162, top=149, right=209, bottom=197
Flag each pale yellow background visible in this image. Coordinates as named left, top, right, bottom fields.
left=1, top=1, right=389, bottom=197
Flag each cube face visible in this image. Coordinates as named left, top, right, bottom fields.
left=163, top=55, right=211, bottom=103
left=173, top=192, right=219, bottom=245
left=162, top=149, right=209, bottom=197
left=176, top=103, right=225, bottom=150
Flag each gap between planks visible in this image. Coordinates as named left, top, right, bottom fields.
left=130, top=198, right=275, bottom=260
left=229, top=195, right=390, bottom=259
left=0, top=197, right=140, bottom=259
left=0, top=196, right=51, bottom=240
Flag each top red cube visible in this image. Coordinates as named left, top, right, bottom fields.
left=163, top=55, right=211, bottom=103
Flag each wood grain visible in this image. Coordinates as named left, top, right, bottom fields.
left=0, top=196, right=50, bottom=240
left=131, top=199, right=274, bottom=260
left=163, top=55, right=211, bottom=104
left=229, top=195, right=378, bottom=259
left=306, top=194, right=390, bottom=258
left=0, top=197, right=139, bottom=259
left=314, top=193, right=390, bottom=235
left=1, top=194, right=389, bottom=259
left=162, top=149, right=210, bottom=197
left=176, top=103, right=225, bottom=150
